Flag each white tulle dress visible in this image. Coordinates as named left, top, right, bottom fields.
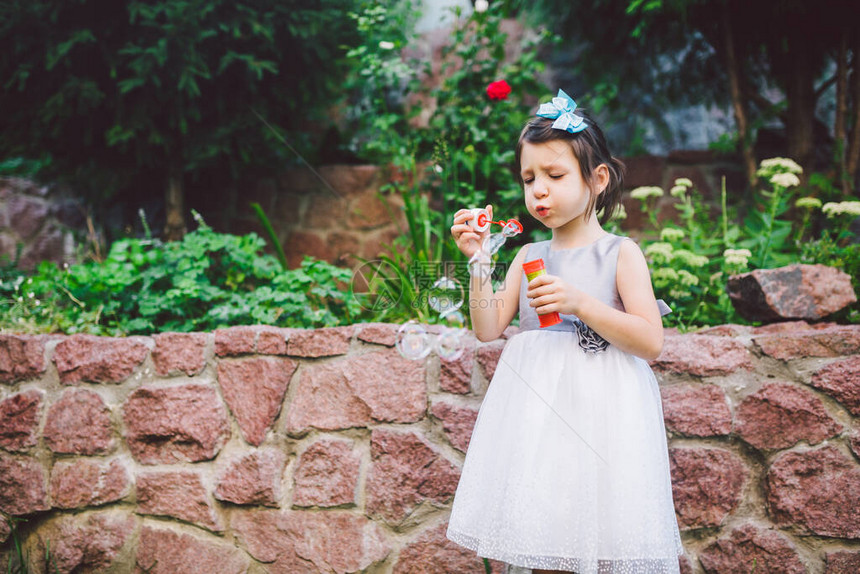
left=446, top=234, right=683, bottom=573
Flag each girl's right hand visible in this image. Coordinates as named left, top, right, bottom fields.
left=451, top=205, right=492, bottom=259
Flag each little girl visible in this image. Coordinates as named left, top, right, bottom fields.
left=446, top=90, right=683, bottom=574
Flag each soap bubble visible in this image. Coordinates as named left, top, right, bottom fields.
left=482, top=232, right=507, bottom=256
left=502, top=219, right=522, bottom=237
left=435, top=328, right=465, bottom=361
left=396, top=322, right=432, bottom=360
left=444, top=310, right=466, bottom=328
left=428, top=276, right=464, bottom=318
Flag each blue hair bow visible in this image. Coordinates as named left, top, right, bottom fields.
left=536, top=89, right=587, bottom=133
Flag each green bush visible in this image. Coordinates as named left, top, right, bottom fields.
left=0, top=214, right=360, bottom=335
left=631, top=159, right=860, bottom=330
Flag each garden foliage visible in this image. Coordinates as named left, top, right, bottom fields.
left=0, top=213, right=359, bottom=335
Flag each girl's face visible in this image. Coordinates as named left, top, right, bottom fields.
left=519, top=140, right=596, bottom=230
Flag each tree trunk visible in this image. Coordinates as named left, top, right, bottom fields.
left=783, top=32, right=816, bottom=178
left=847, top=33, right=860, bottom=196
left=164, top=160, right=187, bottom=241
left=835, top=31, right=848, bottom=193
left=720, top=4, right=757, bottom=189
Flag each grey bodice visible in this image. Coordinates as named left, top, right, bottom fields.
left=518, top=234, right=627, bottom=335
left=517, top=234, right=670, bottom=353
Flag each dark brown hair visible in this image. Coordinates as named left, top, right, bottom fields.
left=514, top=113, right=625, bottom=224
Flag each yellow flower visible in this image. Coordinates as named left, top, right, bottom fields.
left=673, top=177, right=693, bottom=188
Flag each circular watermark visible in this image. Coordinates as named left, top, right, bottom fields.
left=351, top=260, right=405, bottom=312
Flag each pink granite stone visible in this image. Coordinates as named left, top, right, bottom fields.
left=214, top=325, right=257, bottom=357
left=232, top=509, right=391, bottom=573
left=214, top=448, right=285, bottom=507
left=0, top=454, right=48, bottom=515
left=727, top=264, right=856, bottom=322
left=765, top=445, right=860, bottom=538
left=256, top=326, right=292, bottom=355
left=44, top=388, right=115, bottom=455
left=476, top=339, right=506, bottom=382
left=669, top=447, right=747, bottom=530
left=0, top=335, right=46, bottom=384
left=393, top=523, right=505, bottom=574
left=32, top=511, right=136, bottom=574
left=286, top=326, right=353, bottom=357
left=135, top=525, right=250, bottom=574
left=366, top=429, right=460, bottom=524
left=440, top=346, right=474, bottom=394
left=809, top=356, right=860, bottom=416
left=152, top=332, right=208, bottom=376
left=430, top=401, right=479, bottom=452
left=356, top=322, right=398, bottom=346
left=698, top=523, right=805, bottom=574
left=292, top=438, right=361, bottom=507
left=286, top=349, right=426, bottom=432
left=652, top=334, right=753, bottom=376
left=123, top=384, right=230, bottom=464
left=53, top=334, right=149, bottom=384
left=735, top=382, right=842, bottom=450
left=754, top=325, right=860, bottom=360
left=825, top=551, right=860, bottom=574
left=137, top=470, right=224, bottom=532
left=50, top=459, right=130, bottom=509
left=217, top=357, right=297, bottom=445
left=660, top=384, right=732, bottom=437
left=0, top=390, right=43, bottom=451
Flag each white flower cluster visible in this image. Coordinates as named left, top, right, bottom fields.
left=644, top=242, right=674, bottom=264
left=723, top=248, right=752, bottom=267
left=770, top=172, right=801, bottom=188
left=672, top=249, right=709, bottom=268
left=757, top=157, right=803, bottom=176
left=670, top=177, right=693, bottom=198
left=630, top=186, right=664, bottom=200
left=795, top=197, right=822, bottom=209
left=822, top=201, right=860, bottom=218
left=644, top=242, right=707, bottom=268
left=660, top=227, right=685, bottom=242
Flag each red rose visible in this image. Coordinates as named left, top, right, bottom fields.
left=486, top=80, right=511, bottom=101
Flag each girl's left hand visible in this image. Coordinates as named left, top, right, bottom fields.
left=526, top=274, right=582, bottom=316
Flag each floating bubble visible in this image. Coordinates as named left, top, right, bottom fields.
left=483, top=233, right=506, bottom=256
left=435, top=328, right=465, bottom=361
left=428, top=276, right=464, bottom=318
left=396, top=321, right=432, bottom=360
left=501, top=219, right=523, bottom=237
left=444, top=310, right=466, bottom=328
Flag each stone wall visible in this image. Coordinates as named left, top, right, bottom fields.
left=257, top=151, right=743, bottom=269
left=0, top=178, right=85, bottom=271
left=1, top=322, right=859, bottom=573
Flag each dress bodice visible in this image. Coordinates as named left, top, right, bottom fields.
left=518, top=234, right=627, bottom=334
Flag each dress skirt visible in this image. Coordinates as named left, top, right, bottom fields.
left=446, top=329, right=683, bottom=573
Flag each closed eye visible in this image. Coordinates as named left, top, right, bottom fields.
left=523, top=177, right=534, bottom=184
left=549, top=173, right=564, bottom=179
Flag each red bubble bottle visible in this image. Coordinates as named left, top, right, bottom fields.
left=522, top=258, right=562, bottom=328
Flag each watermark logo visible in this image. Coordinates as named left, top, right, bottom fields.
left=351, top=260, right=405, bottom=311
